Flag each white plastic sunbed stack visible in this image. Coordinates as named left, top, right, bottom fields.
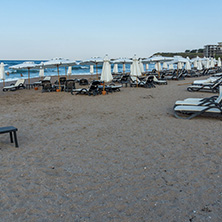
left=174, top=85, right=222, bottom=119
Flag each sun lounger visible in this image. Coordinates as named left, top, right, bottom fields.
left=79, top=78, right=89, bottom=85
left=116, top=75, right=131, bottom=87
left=192, top=77, right=220, bottom=85
left=174, top=104, right=222, bottom=119
left=33, top=76, right=51, bottom=86
left=64, top=79, right=76, bottom=92
left=41, top=80, right=54, bottom=92
left=71, top=80, right=100, bottom=96
left=3, top=79, right=26, bottom=92
left=153, top=75, right=167, bottom=85
left=187, top=77, right=222, bottom=93
left=174, top=86, right=222, bottom=107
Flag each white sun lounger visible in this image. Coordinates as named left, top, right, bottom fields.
left=175, top=86, right=222, bottom=106
left=3, top=79, right=25, bottom=91
left=174, top=105, right=222, bottom=119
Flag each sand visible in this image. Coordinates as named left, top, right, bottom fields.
left=0, top=75, right=222, bottom=222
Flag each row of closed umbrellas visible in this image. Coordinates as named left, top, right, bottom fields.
left=1, top=55, right=221, bottom=87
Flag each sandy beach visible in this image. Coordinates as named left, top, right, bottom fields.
left=0, top=76, right=222, bottom=221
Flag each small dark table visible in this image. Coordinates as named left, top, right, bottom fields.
left=0, top=126, right=19, bottom=147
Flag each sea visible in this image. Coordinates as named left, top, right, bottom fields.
left=0, top=60, right=156, bottom=83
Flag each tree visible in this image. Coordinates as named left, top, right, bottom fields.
left=185, top=50, right=190, bottom=53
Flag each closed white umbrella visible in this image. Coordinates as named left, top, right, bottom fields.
left=210, top=58, right=215, bottom=68
left=218, top=57, right=221, bottom=67
left=145, top=63, right=149, bottom=71
left=100, top=55, right=113, bottom=83
left=205, top=58, right=210, bottom=69
left=39, top=67, right=44, bottom=78
left=169, top=63, right=174, bottom=70
left=139, top=59, right=144, bottom=73
left=185, top=61, right=191, bottom=71
left=90, top=65, right=94, bottom=75
left=113, top=63, right=118, bottom=74
left=197, top=60, right=203, bottom=71
left=162, top=62, right=168, bottom=69
left=67, top=66, right=72, bottom=77
left=0, top=62, right=6, bottom=87
left=130, top=55, right=142, bottom=77
left=193, top=60, right=198, bottom=69
left=155, top=62, right=162, bottom=72
left=177, top=62, right=183, bottom=70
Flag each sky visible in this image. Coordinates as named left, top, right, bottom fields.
left=1, top=0, right=222, bottom=60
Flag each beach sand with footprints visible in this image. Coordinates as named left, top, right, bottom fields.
left=0, top=75, right=222, bottom=221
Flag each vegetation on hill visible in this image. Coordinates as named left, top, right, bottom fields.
left=153, top=52, right=204, bottom=59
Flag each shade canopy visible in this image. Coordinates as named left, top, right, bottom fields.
left=100, top=55, right=113, bottom=82
left=37, top=58, right=78, bottom=68
left=171, top=56, right=188, bottom=64
left=143, top=55, right=174, bottom=63
left=9, top=61, right=38, bottom=70
left=111, top=58, right=132, bottom=73
left=130, top=55, right=142, bottom=77
left=111, top=58, right=132, bottom=64
left=80, top=57, right=103, bottom=66
left=9, top=61, right=39, bottom=84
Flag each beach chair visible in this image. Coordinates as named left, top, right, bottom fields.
left=117, top=75, right=131, bottom=87
left=142, top=76, right=156, bottom=88
left=174, top=104, right=222, bottom=119
left=130, top=76, right=142, bottom=87
left=3, top=79, right=25, bottom=92
left=33, top=76, right=51, bottom=87
left=64, top=79, right=76, bottom=92
left=187, top=77, right=222, bottom=93
left=192, top=76, right=220, bottom=85
left=97, top=83, right=123, bottom=93
left=41, top=80, right=54, bottom=92
left=79, top=78, right=89, bottom=85
left=174, top=86, right=222, bottom=107
left=152, top=75, right=167, bottom=85
left=71, top=80, right=100, bottom=96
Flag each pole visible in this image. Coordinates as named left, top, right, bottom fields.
left=57, top=65, right=60, bottom=90
left=96, top=63, right=98, bottom=80
left=28, top=68, right=30, bottom=85
left=65, top=66, right=67, bottom=79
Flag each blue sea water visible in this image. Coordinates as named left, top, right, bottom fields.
left=1, top=60, right=151, bottom=83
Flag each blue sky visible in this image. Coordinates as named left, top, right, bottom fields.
left=1, top=0, right=222, bottom=60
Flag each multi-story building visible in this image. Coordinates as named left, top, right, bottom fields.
left=204, top=42, right=222, bottom=57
